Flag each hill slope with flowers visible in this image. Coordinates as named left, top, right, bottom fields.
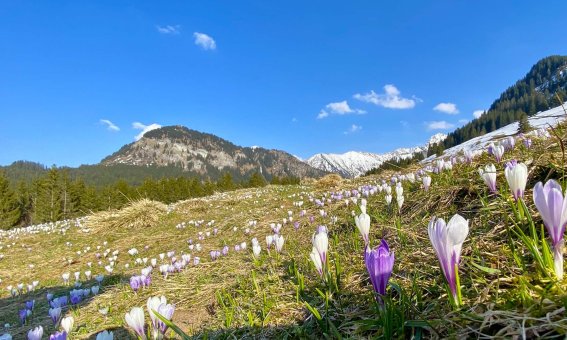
left=1, top=110, right=567, bottom=338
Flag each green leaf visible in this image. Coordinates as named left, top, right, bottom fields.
left=303, top=301, right=322, bottom=320
left=152, top=309, right=191, bottom=340
left=470, top=261, right=501, bottom=275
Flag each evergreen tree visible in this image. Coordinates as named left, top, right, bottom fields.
left=0, top=172, right=20, bottom=229
left=33, top=167, right=63, bottom=223
left=517, top=111, right=533, bottom=134
left=218, top=172, right=235, bottom=191
left=248, top=171, right=267, bottom=187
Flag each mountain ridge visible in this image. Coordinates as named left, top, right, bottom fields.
left=306, top=133, right=447, bottom=178
left=101, top=125, right=327, bottom=180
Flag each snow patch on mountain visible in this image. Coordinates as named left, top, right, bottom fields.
left=306, top=133, right=447, bottom=178
left=441, top=103, right=567, bottom=158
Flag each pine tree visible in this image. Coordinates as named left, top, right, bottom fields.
left=248, top=171, right=267, bottom=187
left=517, top=111, right=533, bottom=134
left=0, top=172, right=21, bottom=229
left=33, top=167, right=63, bottom=222
left=218, top=172, right=235, bottom=191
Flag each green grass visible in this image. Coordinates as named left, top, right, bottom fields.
left=2, top=127, right=567, bottom=338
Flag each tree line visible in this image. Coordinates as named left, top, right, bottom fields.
left=0, top=167, right=298, bottom=230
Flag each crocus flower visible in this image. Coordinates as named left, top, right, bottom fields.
left=423, top=176, right=432, bottom=192
left=354, top=206, right=371, bottom=245
left=252, top=242, right=261, bottom=258
left=504, top=136, right=515, bottom=150
left=265, top=235, right=273, bottom=249
left=479, top=164, right=497, bottom=193
left=27, top=326, right=43, bottom=340
left=274, top=235, right=285, bottom=253
left=147, top=296, right=166, bottom=339
left=533, top=179, right=567, bottom=280
left=19, top=309, right=29, bottom=325
left=492, top=143, right=505, bottom=162
left=125, top=307, right=146, bottom=339
left=61, top=316, right=74, bottom=334
left=385, top=194, right=392, bottom=205
left=309, top=247, right=323, bottom=276
left=130, top=276, right=141, bottom=292
left=464, top=150, right=473, bottom=163
left=397, top=195, right=404, bottom=212
left=49, top=307, right=61, bottom=325
left=364, top=239, right=395, bottom=299
left=156, top=303, right=175, bottom=336
left=96, top=331, right=113, bottom=340
left=428, top=214, right=469, bottom=306
left=504, top=160, right=528, bottom=201
left=49, top=331, right=67, bottom=340
left=293, top=221, right=300, bottom=230
left=312, top=227, right=328, bottom=266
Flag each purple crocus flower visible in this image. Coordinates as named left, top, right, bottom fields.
left=130, top=276, right=141, bottom=292
left=49, top=331, right=67, bottom=340
left=428, top=214, right=469, bottom=306
left=157, top=303, right=176, bottom=334
left=19, top=308, right=28, bottom=325
left=364, top=240, right=395, bottom=298
left=533, top=179, right=567, bottom=280
left=25, top=300, right=35, bottom=310
left=141, top=274, right=151, bottom=288
left=70, top=294, right=82, bottom=305
left=49, top=307, right=62, bottom=325
left=293, top=221, right=300, bottom=230
left=523, top=138, right=532, bottom=149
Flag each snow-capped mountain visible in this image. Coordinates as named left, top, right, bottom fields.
left=306, top=133, right=447, bottom=178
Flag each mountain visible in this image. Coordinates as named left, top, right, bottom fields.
left=101, top=125, right=326, bottom=180
left=441, top=55, right=567, bottom=150
left=306, top=133, right=447, bottom=178
left=441, top=102, right=566, bottom=158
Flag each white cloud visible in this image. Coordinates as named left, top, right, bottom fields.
left=400, top=120, right=409, bottom=127
left=344, top=124, right=362, bottom=134
left=317, top=110, right=329, bottom=119
left=433, top=102, right=459, bottom=114
left=100, top=119, right=120, bottom=132
left=473, top=110, right=486, bottom=119
left=326, top=100, right=366, bottom=115
left=132, top=122, right=162, bottom=141
left=458, top=119, right=469, bottom=124
left=156, top=25, right=181, bottom=35
left=426, top=121, right=455, bottom=130
left=193, top=32, right=216, bottom=50
left=353, top=84, right=416, bottom=109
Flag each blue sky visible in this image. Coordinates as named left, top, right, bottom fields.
left=1, top=1, right=567, bottom=166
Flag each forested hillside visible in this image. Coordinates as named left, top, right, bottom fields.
left=0, top=167, right=298, bottom=230
left=438, top=55, right=567, bottom=151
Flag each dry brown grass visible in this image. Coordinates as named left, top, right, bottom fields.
left=315, top=174, right=343, bottom=189
left=87, top=198, right=168, bottom=231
